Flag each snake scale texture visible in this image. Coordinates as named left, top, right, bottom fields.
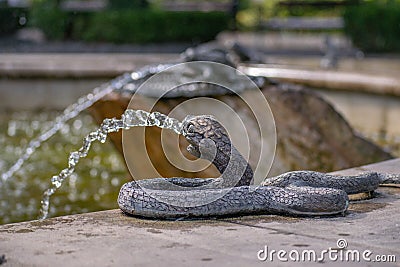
left=118, top=115, right=400, bottom=219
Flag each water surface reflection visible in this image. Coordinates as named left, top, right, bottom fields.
left=0, top=111, right=128, bottom=225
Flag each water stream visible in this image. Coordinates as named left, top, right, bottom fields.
left=39, top=109, right=182, bottom=219
left=0, top=62, right=174, bottom=224
left=0, top=111, right=128, bottom=224
left=1, top=63, right=174, bottom=184
left=1, top=74, right=128, bottom=182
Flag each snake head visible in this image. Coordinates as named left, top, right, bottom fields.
left=181, top=115, right=228, bottom=161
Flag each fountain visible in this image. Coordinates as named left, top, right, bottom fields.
left=0, top=42, right=396, bottom=223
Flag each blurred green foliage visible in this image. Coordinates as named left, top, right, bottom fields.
left=108, top=0, right=149, bottom=9
left=275, top=3, right=346, bottom=17
left=344, top=0, right=400, bottom=52
left=237, top=0, right=348, bottom=30
left=83, top=10, right=230, bottom=43
left=0, top=7, right=27, bottom=36
left=29, top=0, right=229, bottom=43
left=30, top=1, right=69, bottom=39
left=12, top=0, right=400, bottom=52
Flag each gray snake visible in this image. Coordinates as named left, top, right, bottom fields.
left=118, top=115, right=400, bottom=219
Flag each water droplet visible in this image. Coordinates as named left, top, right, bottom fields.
left=123, top=109, right=149, bottom=126
left=51, top=175, right=62, bottom=188
left=73, top=119, right=83, bottom=130
left=68, top=152, right=80, bottom=168
left=111, top=177, right=120, bottom=186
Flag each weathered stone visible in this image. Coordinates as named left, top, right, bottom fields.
left=88, top=83, right=392, bottom=180
left=264, top=84, right=392, bottom=176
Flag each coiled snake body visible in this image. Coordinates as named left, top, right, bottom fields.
left=118, top=115, right=400, bottom=219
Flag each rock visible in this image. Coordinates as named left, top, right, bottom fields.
left=88, top=83, right=392, bottom=181
left=264, top=84, right=392, bottom=176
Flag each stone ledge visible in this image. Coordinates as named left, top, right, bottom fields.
left=240, top=65, right=400, bottom=97
left=0, top=159, right=399, bottom=266
left=0, top=54, right=177, bottom=78
left=2, top=53, right=399, bottom=99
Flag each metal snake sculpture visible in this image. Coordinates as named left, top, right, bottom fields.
left=118, top=115, right=399, bottom=219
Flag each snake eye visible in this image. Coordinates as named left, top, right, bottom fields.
left=182, top=122, right=195, bottom=137
left=188, top=124, right=195, bottom=133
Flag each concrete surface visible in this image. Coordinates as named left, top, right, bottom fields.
left=0, top=159, right=399, bottom=266
left=0, top=53, right=179, bottom=109
left=2, top=52, right=400, bottom=110
left=217, top=32, right=356, bottom=56
left=240, top=65, right=400, bottom=97
left=0, top=53, right=178, bottom=78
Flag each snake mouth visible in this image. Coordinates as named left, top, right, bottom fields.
left=181, top=116, right=202, bottom=158
left=181, top=115, right=196, bottom=137
left=181, top=115, right=219, bottom=160
left=181, top=115, right=209, bottom=140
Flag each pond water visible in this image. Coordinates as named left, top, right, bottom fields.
left=316, top=89, right=400, bottom=158
left=0, top=111, right=128, bottom=225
